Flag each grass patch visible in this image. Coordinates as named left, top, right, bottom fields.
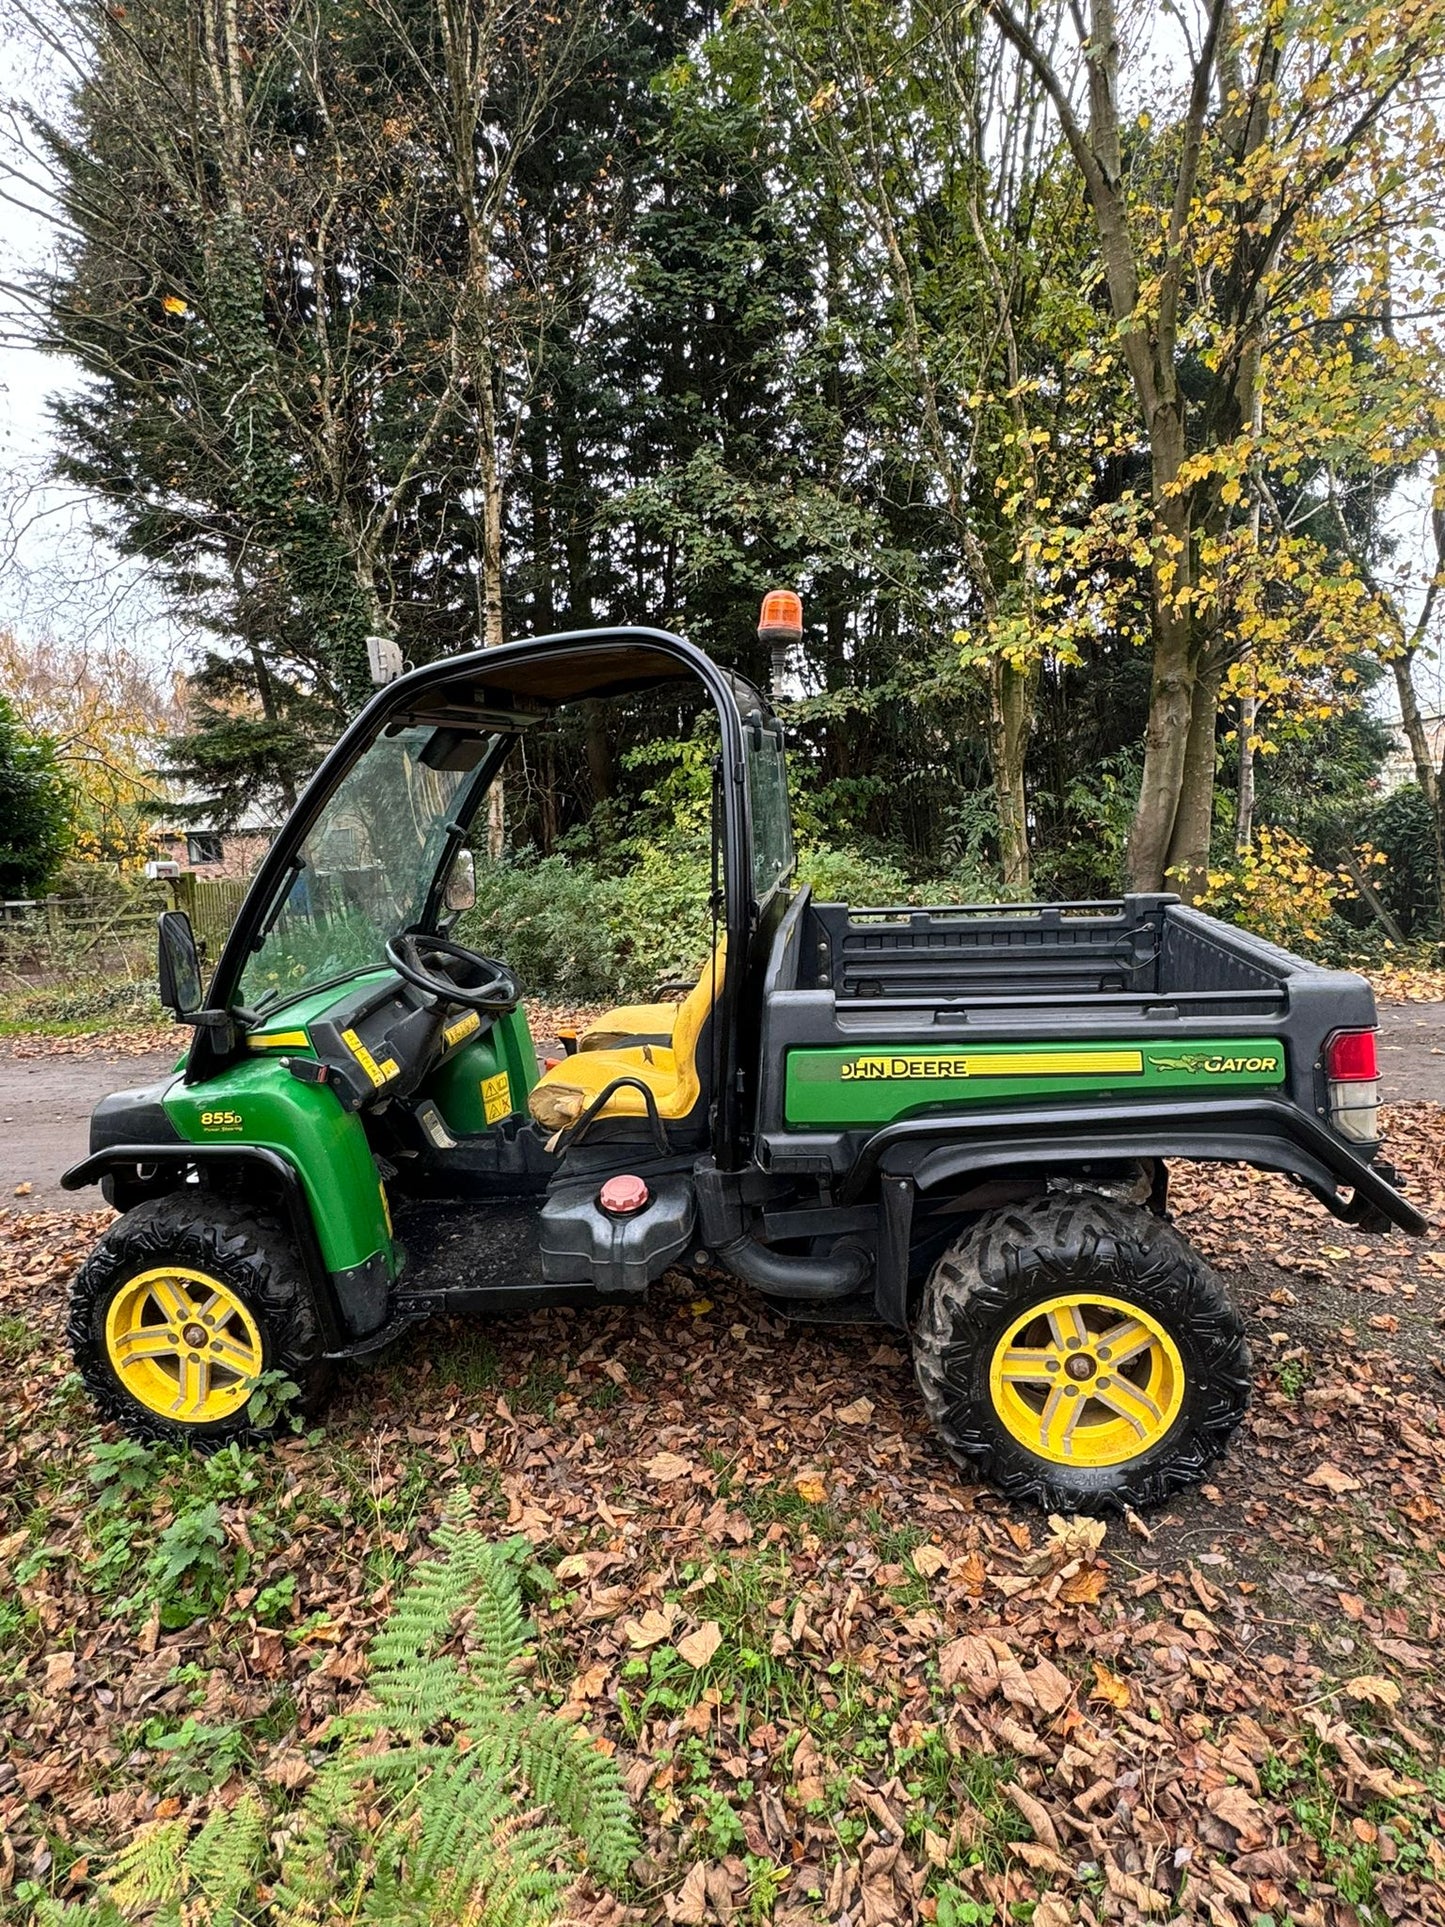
left=0, top=1314, right=40, bottom=1363
left=0, top=975, right=165, bottom=1033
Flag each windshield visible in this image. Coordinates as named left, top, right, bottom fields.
left=239, top=727, right=479, bottom=1013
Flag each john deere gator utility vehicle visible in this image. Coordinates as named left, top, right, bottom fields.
left=64, top=610, right=1424, bottom=1511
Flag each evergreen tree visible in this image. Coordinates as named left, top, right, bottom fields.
left=0, top=696, right=70, bottom=897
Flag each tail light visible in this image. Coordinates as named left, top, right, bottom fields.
left=1325, top=1029, right=1379, bottom=1143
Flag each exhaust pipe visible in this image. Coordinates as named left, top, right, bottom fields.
left=714, top=1229, right=870, bottom=1301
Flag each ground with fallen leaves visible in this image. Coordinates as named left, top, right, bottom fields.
left=3, top=1111, right=1445, bottom=1925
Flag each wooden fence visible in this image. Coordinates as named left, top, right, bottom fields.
left=0, top=873, right=250, bottom=962
left=167, top=873, right=251, bottom=953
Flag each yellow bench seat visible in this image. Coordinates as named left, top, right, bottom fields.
left=529, top=941, right=723, bottom=1134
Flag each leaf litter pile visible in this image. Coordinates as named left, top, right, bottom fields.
left=3, top=1111, right=1445, bottom=1924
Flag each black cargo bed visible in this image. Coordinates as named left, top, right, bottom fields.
left=803, top=893, right=1287, bottom=1011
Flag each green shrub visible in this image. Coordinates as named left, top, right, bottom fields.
left=1365, top=782, right=1438, bottom=938
left=0, top=695, right=69, bottom=896
left=0, top=976, right=164, bottom=1030
left=614, top=843, right=714, bottom=990
left=460, top=854, right=627, bottom=1000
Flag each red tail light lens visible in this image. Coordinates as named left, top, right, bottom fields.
left=1325, top=1030, right=1378, bottom=1081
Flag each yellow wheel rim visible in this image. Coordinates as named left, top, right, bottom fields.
left=988, top=1292, right=1185, bottom=1468
left=104, top=1266, right=263, bottom=1424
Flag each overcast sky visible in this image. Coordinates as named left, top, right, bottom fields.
left=0, top=7, right=1440, bottom=714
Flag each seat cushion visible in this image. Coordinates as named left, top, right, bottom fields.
left=529, top=1043, right=687, bottom=1131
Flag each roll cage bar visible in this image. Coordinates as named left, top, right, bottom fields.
left=189, top=627, right=777, bottom=1169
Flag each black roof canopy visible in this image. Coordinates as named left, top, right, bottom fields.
left=379, top=629, right=768, bottom=731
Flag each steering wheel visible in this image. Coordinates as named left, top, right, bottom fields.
left=385, top=931, right=521, bottom=1013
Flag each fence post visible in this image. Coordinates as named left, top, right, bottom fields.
left=45, top=894, right=60, bottom=941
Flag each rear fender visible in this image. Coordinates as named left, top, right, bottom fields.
left=848, top=1097, right=1425, bottom=1235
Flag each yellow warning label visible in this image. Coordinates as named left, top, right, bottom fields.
left=481, top=1071, right=512, bottom=1124
left=342, top=1027, right=396, bottom=1089
left=444, top=1010, right=482, bottom=1048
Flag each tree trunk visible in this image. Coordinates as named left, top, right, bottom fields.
left=1125, top=433, right=1197, bottom=890
left=1235, top=692, right=1258, bottom=855
left=1391, top=653, right=1445, bottom=937
left=1163, top=652, right=1223, bottom=901
left=986, top=659, right=1033, bottom=890
left=1126, top=613, right=1195, bottom=890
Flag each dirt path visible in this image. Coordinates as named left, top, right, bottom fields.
left=0, top=1042, right=178, bottom=1209
left=1378, top=1000, right=1445, bottom=1105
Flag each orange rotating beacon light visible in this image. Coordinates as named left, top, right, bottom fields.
left=758, top=588, right=803, bottom=696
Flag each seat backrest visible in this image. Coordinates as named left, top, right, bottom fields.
left=668, top=936, right=726, bottom=1110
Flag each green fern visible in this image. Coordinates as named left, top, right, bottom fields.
left=59, top=1500, right=637, bottom=1926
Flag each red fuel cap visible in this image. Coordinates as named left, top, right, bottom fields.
left=598, top=1173, right=650, bottom=1216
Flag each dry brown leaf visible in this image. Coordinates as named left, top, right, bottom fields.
left=1104, top=1856, right=1173, bottom=1914
left=1002, top=1781, right=1060, bottom=1851
left=1343, top=1674, right=1402, bottom=1709
left=677, top=1620, right=723, bottom=1669
left=1024, top=1656, right=1074, bottom=1715
left=645, top=1450, right=693, bottom=1483
left=793, top=1473, right=828, bottom=1503
left=623, top=1603, right=680, bottom=1649
left=44, top=1651, right=77, bottom=1691
left=263, top=1751, right=314, bottom=1790
left=947, top=1550, right=988, bottom=1594
left=570, top=1661, right=611, bottom=1700
left=1058, top=1563, right=1109, bottom=1605
left=835, top=1397, right=875, bottom=1424
left=1033, top=1898, right=1073, bottom=1927
left=912, top=1544, right=948, bottom=1578
left=939, top=1632, right=1000, bottom=1694
left=672, top=1861, right=709, bottom=1926
left=1303, top=1460, right=1363, bottom=1494
left=1046, top=1512, right=1107, bottom=1558
left=1090, top=1661, right=1131, bottom=1709
left=790, top=1731, right=825, bottom=1804
left=1206, top=1783, right=1265, bottom=1840
left=1012, top=1840, right=1072, bottom=1876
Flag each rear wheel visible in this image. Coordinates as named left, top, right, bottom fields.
left=70, top=1193, right=330, bottom=1445
left=913, top=1193, right=1250, bottom=1512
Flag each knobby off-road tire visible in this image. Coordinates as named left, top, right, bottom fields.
left=913, top=1192, right=1251, bottom=1513
left=70, top=1192, right=331, bottom=1447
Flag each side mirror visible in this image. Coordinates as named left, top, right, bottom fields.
left=444, top=848, right=477, bottom=914
left=157, top=910, right=204, bottom=1019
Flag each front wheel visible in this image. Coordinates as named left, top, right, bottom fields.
left=913, top=1193, right=1250, bottom=1512
left=70, top=1192, right=330, bottom=1446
